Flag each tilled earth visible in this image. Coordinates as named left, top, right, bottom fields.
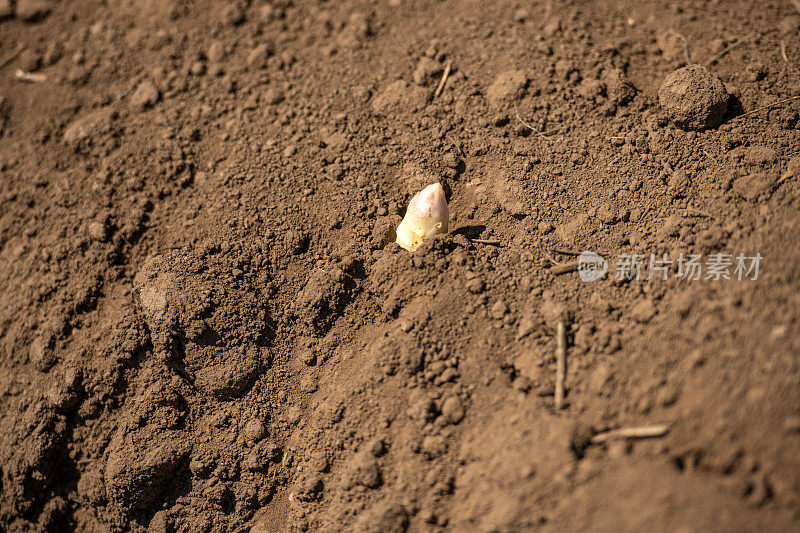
left=1, top=0, right=800, bottom=531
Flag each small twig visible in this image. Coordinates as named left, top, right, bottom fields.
left=433, top=59, right=452, bottom=98
left=116, top=84, right=135, bottom=102
left=669, top=31, right=691, bottom=65
left=780, top=40, right=789, bottom=63
left=706, top=40, right=742, bottom=65
left=541, top=248, right=560, bottom=266
left=14, top=69, right=47, bottom=83
left=470, top=238, right=501, bottom=246
left=514, top=102, right=560, bottom=142
left=555, top=321, right=566, bottom=410
left=551, top=261, right=579, bottom=275
left=0, top=45, right=25, bottom=70
left=591, top=424, right=670, bottom=444
left=639, top=203, right=655, bottom=223
left=731, top=94, right=800, bottom=121
left=550, top=247, right=583, bottom=256
left=448, top=136, right=465, bottom=157
left=778, top=168, right=795, bottom=185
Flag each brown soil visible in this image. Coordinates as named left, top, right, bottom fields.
left=1, top=0, right=800, bottom=531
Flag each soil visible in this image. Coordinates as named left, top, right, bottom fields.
left=1, top=0, right=800, bottom=531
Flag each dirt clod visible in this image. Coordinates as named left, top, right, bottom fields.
left=486, top=69, right=528, bottom=109
left=371, top=80, right=429, bottom=115
left=15, top=0, right=50, bottom=21
left=130, top=80, right=160, bottom=109
left=0, top=0, right=12, bottom=18
left=658, top=65, right=729, bottom=131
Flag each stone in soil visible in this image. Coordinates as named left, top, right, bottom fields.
left=658, top=65, right=729, bottom=131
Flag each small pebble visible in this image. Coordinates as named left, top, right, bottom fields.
left=207, top=41, right=225, bottom=63
left=130, top=80, right=160, bottom=109
left=243, top=419, right=267, bottom=443
left=515, top=316, right=536, bottom=340
left=466, top=277, right=485, bottom=294
left=490, top=300, right=508, bottom=320
left=87, top=220, right=108, bottom=241
left=440, top=396, right=465, bottom=424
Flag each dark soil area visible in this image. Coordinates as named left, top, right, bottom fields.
left=1, top=0, right=800, bottom=531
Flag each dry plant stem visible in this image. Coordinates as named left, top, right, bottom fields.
left=555, top=321, right=566, bottom=410
left=448, top=136, right=465, bottom=157
left=434, top=60, right=452, bottom=98
left=706, top=40, right=742, bottom=65
left=732, top=94, right=800, bottom=120
left=470, top=238, right=501, bottom=245
left=669, top=31, right=691, bottom=65
left=551, top=261, right=578, bottom=275
left=550, top=247, right=583, bottom=256
left=780, top=41, right=789, bottom=62
left=116, top=84, right=135, bottom=102
left=591, top=424, right=670, bottom=444
left=540, top=246, right=563, bottom=266
left=513, top=102, right=559, bottom=142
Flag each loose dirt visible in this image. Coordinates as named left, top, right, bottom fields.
left=1, top=0, right=800, bottom=531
